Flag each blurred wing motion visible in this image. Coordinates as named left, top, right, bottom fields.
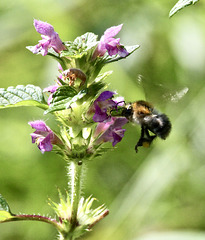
left=162, top=86, right=189, bottom=103
left=136, top=75, right=189, bottom=105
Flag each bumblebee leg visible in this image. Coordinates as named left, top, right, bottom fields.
left=135, top=127, right=157, bottom=153
left=135, top=126, right=145, bottom=152
left=144, top=128, right=156, bottom=142
left=143, top=128, right=157, bottom=147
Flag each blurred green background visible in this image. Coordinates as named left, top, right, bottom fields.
left=1, top=0, right=205, bottom=239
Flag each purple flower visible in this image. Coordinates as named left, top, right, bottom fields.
left=96, top=24, right=129, bottom=57
left=94, top=117, right=128, bottom=146
left=29, top=19, right=66, bottom=56
left=92, top=91, right=117, bottom=122
left=29, top=120, right=62, bottom=153
left=43, top=84, right=59, bottom=105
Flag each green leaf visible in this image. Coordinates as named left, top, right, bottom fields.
left=61, top=32, right=98, bottom=58
left=51, top=85, right=77, bottom=103
left=86, top=71, right=112, bottom=98
left=0, top=194, right=14, bottom=222
left=44, top=86, right=87, bottom=114
left=169, top=0, right=199, bottom=17
left=0, top=84, right=48, bottom=110
left=105, top=44, right=140, bottom=63
left=74, top=32, right=98, bottom=50
left=95, top=71, right=113, bottom=82
left=0, top=194, right=11, bottom=212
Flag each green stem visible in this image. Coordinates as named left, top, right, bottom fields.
left=69, top=161, right=84, bottom=231
left=2, top=214, right=61, bottom=229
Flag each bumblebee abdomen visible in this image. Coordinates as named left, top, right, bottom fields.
left=148, top=114, right=171, bottom=139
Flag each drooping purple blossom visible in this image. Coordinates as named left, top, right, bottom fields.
left=29, top=19, right=66, bottom=56
left=29, top=120, right=62, bottom=153
left=94, top=117, right=128, bottom=146
left=95, top=24, right=129, bottom=58
left=92, top=91, right=117, bottom=122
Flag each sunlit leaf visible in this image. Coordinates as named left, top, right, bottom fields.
left=74, top=32, right=98, bottom=50
left=169, top=0, right=199, bottom=17
left=0, top=85, right=48, bottom=110
left=61, top=32, right=98, bottom=58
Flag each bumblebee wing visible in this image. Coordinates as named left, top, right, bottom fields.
left=162, top=87, right=189, bottom=103
left=136, top=75, right=189, bottom=106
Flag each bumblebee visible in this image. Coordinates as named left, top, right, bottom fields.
left=111, top=100, right=171, bottom=152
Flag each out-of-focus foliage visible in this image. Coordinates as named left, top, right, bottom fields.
left=169, top=0, right=199, bottom=17
left=0, top=0, right=205, bottom=240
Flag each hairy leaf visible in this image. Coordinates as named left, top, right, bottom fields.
left=44, top=86, right=87, bottom=114
left=61, top=32, right=98, bottom=58
left=0, top=85, right=48, bottom=110
left=74, top=32, right=98, bottom=50
left=51, top=85, right=77, bottom=103
left=169, top=0, right=199, bottom=17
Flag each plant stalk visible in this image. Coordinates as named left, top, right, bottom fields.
left=69, top=160, right=84, bottom=231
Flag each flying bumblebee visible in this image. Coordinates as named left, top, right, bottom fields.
left=111, top=100, right=172, bottom=152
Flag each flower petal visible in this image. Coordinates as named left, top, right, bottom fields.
left=28, top=120, right=49, bottom=132
left=43, top=84, right=58, bottom=93
left=38, top=134, right=53, bottom=153
left=96, top=91, right=115, bottom=102
left=117, top=46, right=129, bottom=57
left=93, top=104, right=108, bottom=122
left=30, top=19, right=66, bottom=56
left=34, top=19, right=55, bottom=37
left=112, top=129, right=126, bottom=146
left=112, top=117, right=128, bottom=128
left=94, top=117, right=127, bottom=146
left=104, top=24, right=123, bottom=39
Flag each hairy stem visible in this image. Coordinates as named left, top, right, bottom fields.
left=2, top=214, right=61, bottom=229
left=69, top=161, right=84, bottom=232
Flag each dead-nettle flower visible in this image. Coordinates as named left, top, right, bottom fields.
left=29, top=19, right=66, bottom=56
left=92, top=91, right=117, bottom=122
left=94, top=117, right=128, bottom=146
left=91, top=91, right=128, bottom=146
left=29, top=120, right=62, bottom=153
left=96, top=24, right=129, bottom=57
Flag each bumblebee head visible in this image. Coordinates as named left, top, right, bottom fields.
left=121, top=104, right=133, bottom=119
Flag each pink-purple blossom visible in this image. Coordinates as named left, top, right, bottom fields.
left=94, top=117, right=128, bottom=146
left=29, top=19, right=66, bottom=56
left=96, top=24, right=129, bottom=57
left=92, top=91, right=117, bottom=122
left=29, top=120, right=62, bottom=153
